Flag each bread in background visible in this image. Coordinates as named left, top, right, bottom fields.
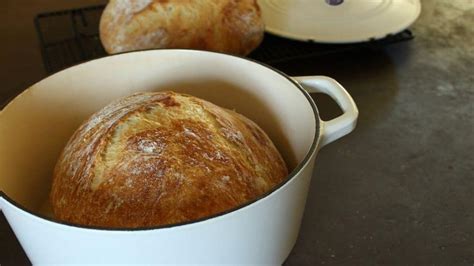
left=99, top=0, right=265, bottom=55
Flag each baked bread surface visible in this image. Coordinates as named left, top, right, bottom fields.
left=99, top=0, right=265, bottom=55
left=51, top=91, right=287, bottom=228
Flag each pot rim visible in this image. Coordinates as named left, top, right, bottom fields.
left=0, top=49, right=320, bottom=231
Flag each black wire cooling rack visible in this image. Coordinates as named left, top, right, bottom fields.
left=35, top=4, right=414, bottom=74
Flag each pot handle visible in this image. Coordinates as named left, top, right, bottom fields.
left=0, top=194, right=4, bottom=211
left=293, top=76, right=359, bottom=148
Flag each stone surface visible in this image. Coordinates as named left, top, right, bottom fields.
left=282, top=1, right=474, bottom=265
left=0, top=0, right=473, bottom=265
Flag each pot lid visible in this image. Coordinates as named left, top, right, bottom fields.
left=257, top=0, right=421, bottom=43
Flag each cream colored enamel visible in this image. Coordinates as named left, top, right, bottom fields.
left=258, top=0, right=421, bottom=43
left=0, top=50, right=314, bottom=214
left=0, top=50, right=359, bottom=264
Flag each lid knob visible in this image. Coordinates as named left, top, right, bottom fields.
left=326, top=0, right=344, bottom=6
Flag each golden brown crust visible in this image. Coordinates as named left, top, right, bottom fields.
left=50, top=91, right=287, bottom=228
left=99, top=0, right=264, bottom=55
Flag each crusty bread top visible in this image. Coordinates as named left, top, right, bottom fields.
left=99, top=0, right=264, bottom=55
left=50, top=91, right=287, bottom=228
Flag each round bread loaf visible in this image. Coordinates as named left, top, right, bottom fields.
left=51, top=91, right=287, bottom=228
left=99, top=0, right=264, bottom=55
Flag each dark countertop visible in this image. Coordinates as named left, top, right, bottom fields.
left=1, top=0, right=473, bottom=265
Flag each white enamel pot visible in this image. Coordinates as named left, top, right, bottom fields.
left=0, top=50, right=358, bottom=265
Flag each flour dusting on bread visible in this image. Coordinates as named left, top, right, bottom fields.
left=99, top=0, right=264, bottom=55
left=51, top=91, right=287, bottom=228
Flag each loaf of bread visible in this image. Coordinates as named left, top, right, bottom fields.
left=99, top=0, right=264, bottom=55
left=50, top=91, right=287, bottom=228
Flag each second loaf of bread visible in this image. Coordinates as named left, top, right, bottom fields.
left=99, top=0, right=265, bottom=55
